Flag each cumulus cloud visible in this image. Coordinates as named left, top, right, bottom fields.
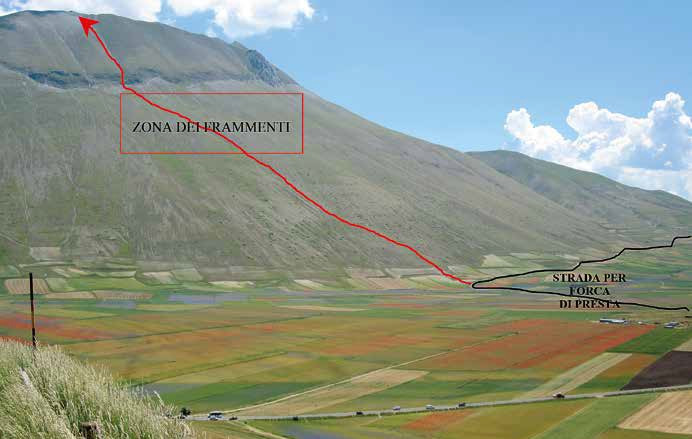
left=505, top=93, right=692, bottom=200
left=166, top=0, right=314, bottom=38
left=4, top=0, right=314, bottom=37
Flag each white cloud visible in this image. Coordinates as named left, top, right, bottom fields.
left=505, top=93, right=692, bottom=200
left=166, top=0, right=314, bottom=38
left=5, top=0, right=314, bottom=37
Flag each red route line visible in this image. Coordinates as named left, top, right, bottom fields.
left=89, top=27, right=472, bottom=286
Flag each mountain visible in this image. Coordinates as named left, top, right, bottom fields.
left=0, top=10, right=690, bottom=271
left=469, top=151, right=692, bottom=238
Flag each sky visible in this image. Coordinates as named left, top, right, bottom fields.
left=2, top=0, right=691, bottom=199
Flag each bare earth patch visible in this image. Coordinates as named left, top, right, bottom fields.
left=235, top=369, right=427, bottom=415
left=623, top=351, right=692, bottom=389
left=619, top=390, right=692, bottom=434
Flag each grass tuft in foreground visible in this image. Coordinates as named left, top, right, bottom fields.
left=0, top=340, right=192, bottom=438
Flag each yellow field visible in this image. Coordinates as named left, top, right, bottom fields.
left=676, top=338, right=692, bottom=351
left=521, top=352, right=631, bottom=398
left=4, top=278, right=51, bottom=294
left=619, top=390, right=692, bottom=434
left=235, top=369, right=427, bottom=416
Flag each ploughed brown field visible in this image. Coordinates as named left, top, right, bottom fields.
left=622, top=351, right=692, bottom=390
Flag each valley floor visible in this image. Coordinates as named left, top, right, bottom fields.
left=0, top=244, right=691, bottom=437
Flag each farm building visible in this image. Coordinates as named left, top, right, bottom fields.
left=599, top=318, right=626, bottom=324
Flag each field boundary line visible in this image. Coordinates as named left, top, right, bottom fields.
left=207, top=333, right=514, bottom=416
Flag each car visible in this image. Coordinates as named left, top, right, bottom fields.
left=457, top=402, right=466, bottom=407
left=553, top=393, right=565, bottom=399
left=392, top=406, right=401, bottom=411
left=229, top=416, right=238, bottom=421
left=292, top=416, right=299, bottom=421
left=356, top=411, right=364, bottom=416
left=208, top=411, right=223, bottom=421
left=426, top=404, right=434, bottom=410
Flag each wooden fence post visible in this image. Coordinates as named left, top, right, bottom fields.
left=79, top=422, right=101, bottom=439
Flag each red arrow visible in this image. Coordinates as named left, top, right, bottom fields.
left=76, top=16, right=474, bottom=287
left=78, top=16, right=99, bottom=38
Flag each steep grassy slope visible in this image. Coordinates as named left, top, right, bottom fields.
left=469, top=150, right=692, bottom=236
left=0, top=11, right=689, bottom=270
left=0, top=340, right=190, bottom=438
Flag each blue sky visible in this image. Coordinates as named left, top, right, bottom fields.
left=3, top=0, right=692, bottom=198
left=233, top=1, right=692, bottom=151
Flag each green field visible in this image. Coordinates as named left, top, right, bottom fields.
left=534, top=394, right=656, bottom=439
left=609, top=328, right=692, bottom=355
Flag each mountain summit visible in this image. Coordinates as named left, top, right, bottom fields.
left=0, top=11, right=690, bottom=270
left=0, top=11, right=295, bottom=88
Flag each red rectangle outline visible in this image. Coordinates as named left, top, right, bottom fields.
left=119, top=91, right=304, bottom=155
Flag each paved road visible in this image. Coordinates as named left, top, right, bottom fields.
left=190, top=383, right=692, bottom=422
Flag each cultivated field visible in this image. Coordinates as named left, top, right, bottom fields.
left=4, top=278, right=51, bottom=294
left=235, top=369, right=428, bottom=416
left=1, top=247, right=690, bottom=437
left=620, top=390, right=692, bottom=435
left=623, top=351, right=692, bottom=390
left=521, top=352, right=631, bottom=398
left=239, top=394, right=669, bottom=439
left=676, top=338, right=692, bottom=351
